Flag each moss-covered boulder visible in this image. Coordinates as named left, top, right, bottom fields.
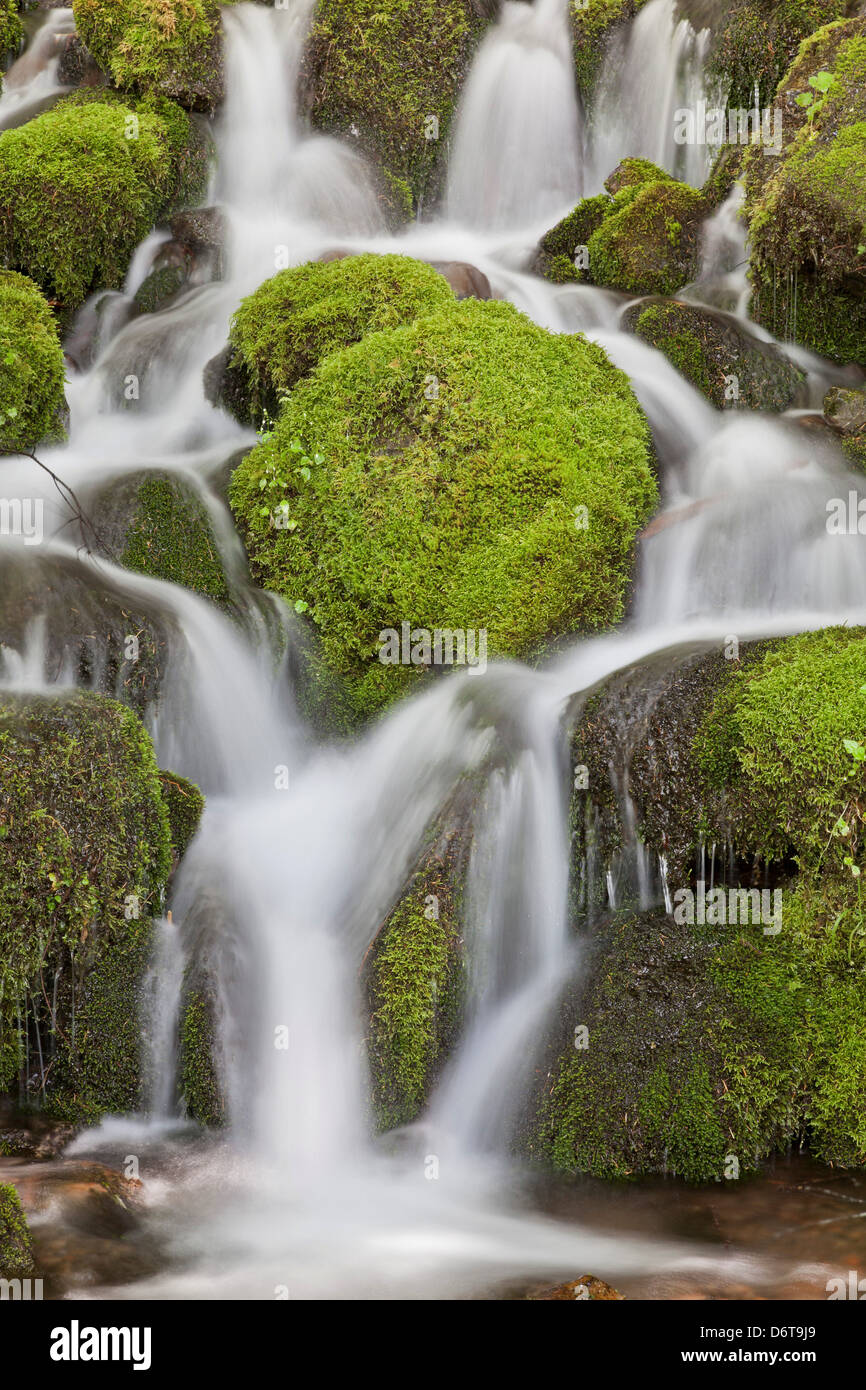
left=210, top=253, right=456, bottom=427
left=824, top=384, right=866, bottom=468
left=0, top=95, right=209, bottom=313
left=365, top=816, right=470, bottom=1131
left=178, top=987, right=223, bottom=1127
left=622, top=298, right=807, bottom=410
left=158, top=770, right=205, bottom=864
left=0, top=270, right=67, bottom=453
left=537, top=163, right=712, bottom=294
left=106, top=471, right=232, bottom=607
left=744, top=16, right=866, bottom=364
left=71, top=0, right=234, bottom=111
left=570, top=0, right=650, bottom=99
left=0, top=0, right=22, bottom=74
left=708, top=0, right=854, bottom=108
left=0, top=691, right=173, bottom=1118
left=0, top=1182, right=35, bottom=1278
left=230, top=297, right=657, bottom=721
left=302, top=0, right=486, bottom=219
left=536, top=626, right=866, bottom=1180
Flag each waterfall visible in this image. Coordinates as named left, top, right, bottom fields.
left=446, top=0, right=583, bottom=231
left=5, top=0, right=866, bottom=1299
left=587, top=0, right=714, bottom=188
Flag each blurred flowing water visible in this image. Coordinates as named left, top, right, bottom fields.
left=2, top=0, right=866, bottom=1299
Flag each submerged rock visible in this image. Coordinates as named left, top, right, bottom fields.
left=622, top=297, right=808, bottom=411
left=229, top=297, right=657, bottom=721
left=743, top=15, right=866, bottom=365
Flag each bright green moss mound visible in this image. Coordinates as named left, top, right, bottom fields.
left=158, top=770, right=205, bottom=861
left=697, top=627, right=866, bottom=873
left=230, top=298, right=657, bottom=720
left=588, top=178, right=707, bottom=296
left=367, top=861, right=463, bottom=1131
left=0, top=692, right=172, bottom=1107
left=709, top=0, right=852, bottom=108
left=0, top=270, right=66, bottom=453
left=72, top=0, right=232, bottom=109
left=570, top=0, right=650, bottom=98
left=0, top=96, right=204, bottom=311
left=120, top=473, right=230, bottom=606
left=745, top=17, right=866, bottom=363
left=224, top=254, right=455, bottom=426
left=304, top=0, right=481, bottom=217
left=0, top=1182, right=34, bottom=1277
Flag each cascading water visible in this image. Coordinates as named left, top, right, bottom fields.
left=5, top=0, right=866, bottom=1298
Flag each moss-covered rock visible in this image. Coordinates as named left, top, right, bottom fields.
left=0, top=691, right=173, bottom=1117
left=744, top=16, right=866, bottom=364
left=0, top=0, right=22, bottom=72
left=365, top=818, right=469, bottom=1131
left=212, top=253, right=456, bottom=427
left=158, top=770, right=205, bottom=863
left=824, top=384, right=866, bottom=467
left=71, top=0, right=234, bottom=110
left=708, top=0, right=854, bottom=108
left=622, top=298, right=807, bottom=410
left=0, top=269, right=67, bottom=453
left=538, top=163, right=714, bottom=294
left=537, top=626, right=866, bottom=1180
left=0, top=1182, right=35, bottom=1277
left=230, top=297, right=657, bottom=721
left=0, top=94, right=208, bottom=313
left=178, top=987, right=223, bottom=1127
left=113, top=471, right=232, bottom=607
left=302, top=0, right=485, bottom=220
left=570, top=0, right=650, bottom=99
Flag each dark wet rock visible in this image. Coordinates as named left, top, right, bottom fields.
left=170, top=205, right=225, bottom=272
left=622, top=297, right=808, bottom=411
left=428, top=260, right=492, bottom=300
left=55, top=33, right=106, bottom=88
left=133, top=259, right=188, bottom=316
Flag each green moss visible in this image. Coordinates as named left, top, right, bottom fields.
left=179, top=989, right=223, bottom=1127
left=0, top=1182, right=34, bottom=1278
left=604, top=157, right=674, bottom=194
left=367, top=861, right=463, bottom=1131
left=745, top=17, right=866, bottom=363
left=588, top=178, right=708, bottom=295
left=230, top=297, right=657, bottom=721
left=120, top=473, right=231, bottom=606
left=697, top=627, right=866, bottom=873
left=0, top=95, right=206, bottom=312
left=570, top=0, right=650, bottom=98
left=537, top=194, right=613, bottom=284
left=158, top=770, right=204, bottom=861
left=0, top=1, right=22, bottom=67
left=224, top=254, right=455, bottom=426
left=626, top=299, right=806, bottom=410
left=709, top=0, right=852, bottom=109
left=0, top=270, right=66, bottom=453
left=304, top=0, right=482, bottom=218
left=0, top=691, right=172, bottom=1110
left=72, top=0, right=232, bottom=110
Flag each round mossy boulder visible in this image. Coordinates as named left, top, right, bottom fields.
left=71, top=0, right=234, bottom=111
left=211, top=253, right=456, bottom=427
left=302, top=0, right=485, bottom=220
left=0, top=691, right=173, bottom=1115
left=0, top=95, right=208, bottom=313
left=587, top=177, right=709, bottom=296
left=230, top=297, right=657, bottom=721
left=622, top=298, right=807, bottom=411
left=0, top=270, right=67, bottom=453
left=744, top=16, right=866, bottom=364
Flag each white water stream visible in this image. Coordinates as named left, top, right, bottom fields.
left=3, top=0, right=866, bottom=1298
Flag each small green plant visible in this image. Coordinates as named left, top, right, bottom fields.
left=795, top=70, right=834, bottom=131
